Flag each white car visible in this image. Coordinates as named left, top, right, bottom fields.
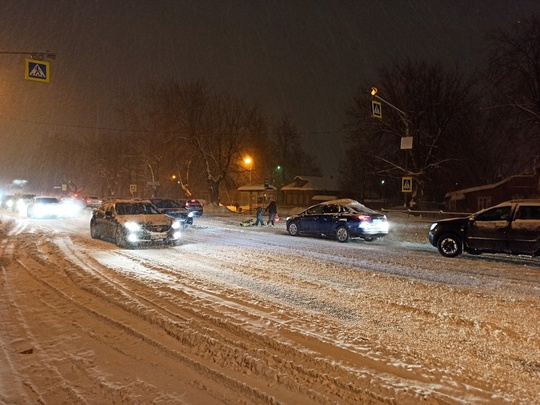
left=90, top=199, right=182, bottom=248
left=27, top=196, right=61, bottom=219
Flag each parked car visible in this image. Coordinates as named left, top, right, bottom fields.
left=27, top=196, right=61, bottom=219
left=286, top=199, right=389, bottom=243
left=150, top=198, right=194, bottom=228
left=90, top=199, right=182, bottom=248
left=178, top=198, right=204, bottom=217
left=428, top=200, right=540, bottom=257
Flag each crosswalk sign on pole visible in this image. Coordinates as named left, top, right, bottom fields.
left=402, top=177, right=413, bottom=193
left=371, top=100, right=382, bottom=119
left=25, top=58, right=50, bottom=83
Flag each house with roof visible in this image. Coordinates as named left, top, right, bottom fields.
left=445, top=165, right=540, bottom=212
left=280, top=176, right=341, bottom=207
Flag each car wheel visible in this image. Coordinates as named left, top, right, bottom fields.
left=437, top=233, right=462, bottom=257
left=90, top=221, right=100, bottom=239
left=363, top=237, right=375, bottom=242
left=336, top=226, right=350, bottom=243
left=288, top=222, right=299, bottom=236
left=115, top=226, right=129, bottom=249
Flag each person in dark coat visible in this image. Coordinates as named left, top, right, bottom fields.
left=265, top=200, right=277, bottom=226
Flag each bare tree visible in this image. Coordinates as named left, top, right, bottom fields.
left=269, top=114, right=320, bottom=189
left=119, top=80, right=266, bottom=203
left=485, top=14, right=540, bottom=171
left=193, top=93, right=266, bottom=203
left=344, top=60, right=479, bottom=207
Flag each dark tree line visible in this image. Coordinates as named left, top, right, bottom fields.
left=25, top=80, right=320, bottom=204
left=341, top=15, right=540, bottom=208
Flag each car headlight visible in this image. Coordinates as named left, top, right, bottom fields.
left=125, top=221, right=141, bottom=231
left=172, top=221, right=181, bottom=229
left=430, top=223, right=437, bottom=231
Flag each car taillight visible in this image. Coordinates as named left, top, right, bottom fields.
left=356, top=215, right=372, bottom=222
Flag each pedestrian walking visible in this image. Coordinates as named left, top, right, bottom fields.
left=265, top=200, right=277, bottom=226
left=254, top=206, right=265, bottom=226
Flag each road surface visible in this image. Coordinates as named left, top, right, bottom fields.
left=0, top=208, right=538, bottom=404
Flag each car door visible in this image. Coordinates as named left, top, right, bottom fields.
left=505, top=203, right=540, bottom=254
left=466, top=205, right=512, bottom=252
left=300, top=204, right=325, bottom=234
left=320, top=204, right=341, bottom=235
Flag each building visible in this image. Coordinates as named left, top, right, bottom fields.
left=235, top=184, right=277, bottom=212
left=445, top=165, right=540, bottom=212
left=280, top=176, right=340, bottom=207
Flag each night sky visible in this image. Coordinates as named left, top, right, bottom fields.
left=1, top=0, right=539, bottom=178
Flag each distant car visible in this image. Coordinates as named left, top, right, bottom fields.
left=84, top=195, right=102, bottom=209
left=1, top=194, right=15, bottom=209
left=12, top=193, right=36, bottom=213
left=428, top=199, right=540, bottom=257
left=286, top=199, right=389, bottom=243
left=178, top=198, right=204, bottom=217
left=27, top=196, right=61, bottom=219
left=90, top=199, right=182, bottom=248
left=150, top=198, right=193, bottom=229
left=60, top=197, right=85, bottom=217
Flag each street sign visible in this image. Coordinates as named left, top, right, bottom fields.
left=401, top=136, right=413, bottom=150
left=130, top=184, right=137, bottom=192
left=402, top=177, right=413, bottom=193
left=25, top=59, right=50, bottom=83
left=371, top=100, right=382, bottom=118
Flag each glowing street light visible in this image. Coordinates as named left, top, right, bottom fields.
left=244, top=156, right=253, bottom=184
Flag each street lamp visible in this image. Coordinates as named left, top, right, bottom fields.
left=244, top=156, right=253, bottom=184
left=0, top=50, right=56, bottom=60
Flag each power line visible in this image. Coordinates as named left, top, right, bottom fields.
left=2, top=117, right=351, bottom=136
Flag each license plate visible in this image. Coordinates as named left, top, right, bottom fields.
left=150, top=232, right=167, bottom=240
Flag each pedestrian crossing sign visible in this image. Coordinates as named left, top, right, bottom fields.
left=402, top=177, right=413, bottom=193
left=25, top=59, right=50, bottom=83
left=371, top=100, right=382, bottom=119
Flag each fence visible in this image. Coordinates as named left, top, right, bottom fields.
left=381, top=208, right=472, bottom=220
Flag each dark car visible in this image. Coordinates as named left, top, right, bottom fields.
left=150, top=198, right=194, bottom=228
left=178, top=198, right=204, bottom=217
left=428, top=200, right=540, bottom=257
left=286, top=199, right=389, bottom=243
left=90, top=199, right=182, bottom=248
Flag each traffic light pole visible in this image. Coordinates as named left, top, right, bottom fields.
left=370, top=87, right=412, bottom=207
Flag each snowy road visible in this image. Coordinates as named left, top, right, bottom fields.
left=1, top=209, right=539, bottom=404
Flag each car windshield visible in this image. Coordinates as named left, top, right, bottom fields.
left=116, top=202, right=159, bottom=215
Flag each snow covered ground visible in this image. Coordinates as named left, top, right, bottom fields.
left=0, top=207, right=538, bottom=404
